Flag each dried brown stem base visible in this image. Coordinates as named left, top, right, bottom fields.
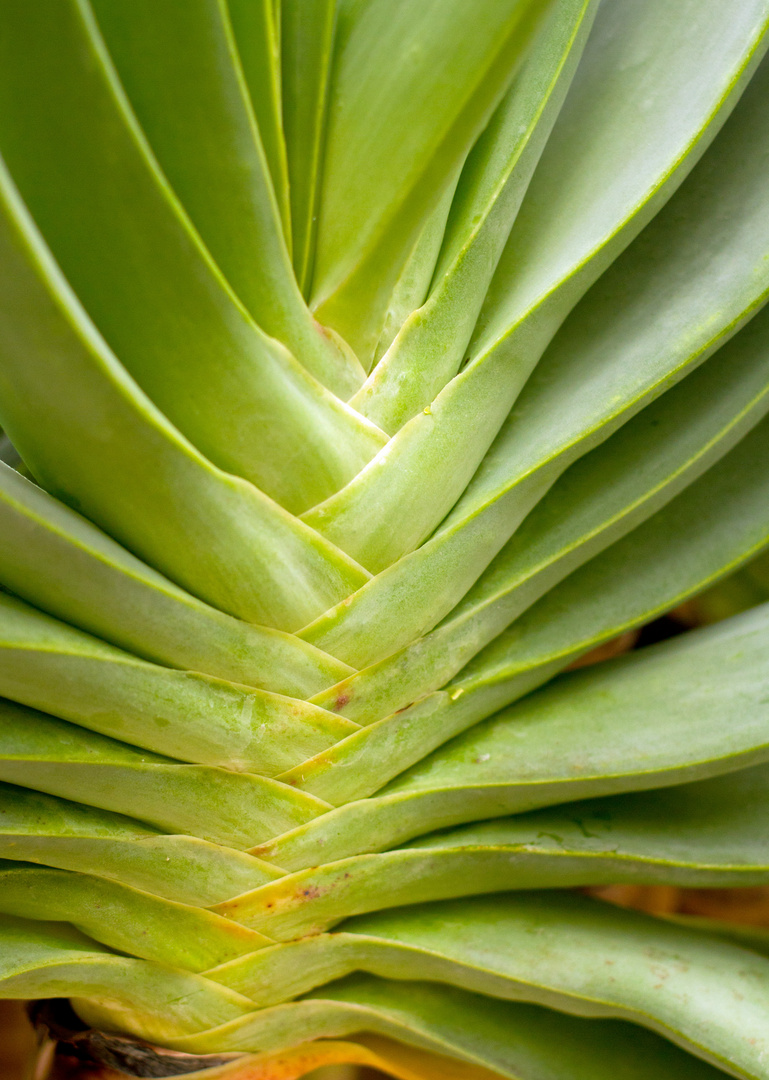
left=31, top=1001, right=242, bottom=1079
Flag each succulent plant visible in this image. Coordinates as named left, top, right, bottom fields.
left=1, top=1, right=769, bottom=1077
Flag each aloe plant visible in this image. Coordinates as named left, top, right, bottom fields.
left=1, top=1, right=769, bottom=1077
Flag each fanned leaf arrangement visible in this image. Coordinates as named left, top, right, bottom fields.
left=1, top=1, right=769, bottom=1077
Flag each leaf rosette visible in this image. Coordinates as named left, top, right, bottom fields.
left=1, top=1, right=769, bottom=1077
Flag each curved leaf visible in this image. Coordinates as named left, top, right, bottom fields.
left=168, top=977, right=728, bottom=1079
left=0, top=463, right=351, bottom=698
left=278, top=411, right=769, bottom=805
left=0, top=593, right=357, bottom=772
left=0, top=917, right=253, bottom=1044
left=0, top=784, right=279, bottom=905
left=262, top=602, right=769, bottom=868
left=172, top=1035, right=517, bottom=1080
left=0, top=158, right=369, bottom=630
left=0, top=701, right=331, bottom=848
left=353, top=0, right=598, bottom=433
left=298, top=0, right=769, bottom=591
left=311, top=0, right=546, bottom=360
left=311, top=305, right=769, bottom=725
left=369, top=169, right=462, bottom=371
left=209, top=894, right=769, bottom=1077
left=0, top=0, right=384, bottom=511
left=301, top=40, right=769, bottom=648
left=226, top=0, right=290, bottom=237
left=89, top=0, right=363, bottom=400
left=0, top=862, right=268, bottom=969
left=280, top=0, right=337, bottom=295
left=218, top=763, right=769, bottom=940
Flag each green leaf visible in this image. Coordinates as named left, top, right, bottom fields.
left=209, top=893, right=769, bottom=1076
left=310, top=306, right=769, bottom=726
left=0, top=784, right=280, bottom=905
left=168, top=975, right=729, bottom=1078
left=263, top=599, right=769, bottom=868
left=353, top=0, right=599, bottom=433
left=369, top=168, right=462, bottom=370
left=0, top=0, right=384, bottom=511
left=0, top=917, right=254, bottom=1044
left=277, top=410, right=769, bottom=808
left=280, top=0, right=337, bottom=295
left=0, top=592, right=358, bottom=771
left=472, top=0, right=769, bottom=362
left=299, top=0, right=769, bottom=589
left=216, top=763, right=769, bottom=941
left=2, top=1, right=769, bottom=1069
left=0, top=430, right=20, bottom=469
left=662, top=917, right=769, bottom=961
left=461, top=418, right=769, bottom=697
left=0, top=701, right=331, bottom=849
left=0, top=159, right=369, bottom=631
left=226, top=0, right=290, bottom=238
left=0, top=463, right=351, bottom=698
left=89, top=0, right=364, bottom=400
left=311, top=0, right=547, bottom=360
left=288, top=384, right=769, bottom=822
left=0, top=862, right=269, bottom=969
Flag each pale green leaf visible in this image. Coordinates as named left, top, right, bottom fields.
left=0, top=463, right=351, bottom=698
left=0, top=701, right=331, bottom=848
left=263, top=600, right=769, bottom=868
left=0, top=785, right=280, bottom=904
left=353, top=0, right=598, bottom=433
left=226, top=0, right=290, bottom=236
left=310, top=308, right=769, bottom=726
left=299, top=0, right=769, bottom=584
left=169, top=976, right=728, bottom=1079
left=210, top=893, right=769, bottom=1076
left=0, top=592, right=357, bottom=771
left=0, top=917, right=254, bottom=1044
left=90, top=0, right=364, bottom=399
left=0, top=862, right=268, bottom=969
left=311, top=0, right=546, bottom=360
left=0, top=159, right=369, bottom=630
left=217, top=763, right=769, bottom=940
left=280, top=0, right=337, bottom=295
left=0, top=0, right=383, bottom=511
